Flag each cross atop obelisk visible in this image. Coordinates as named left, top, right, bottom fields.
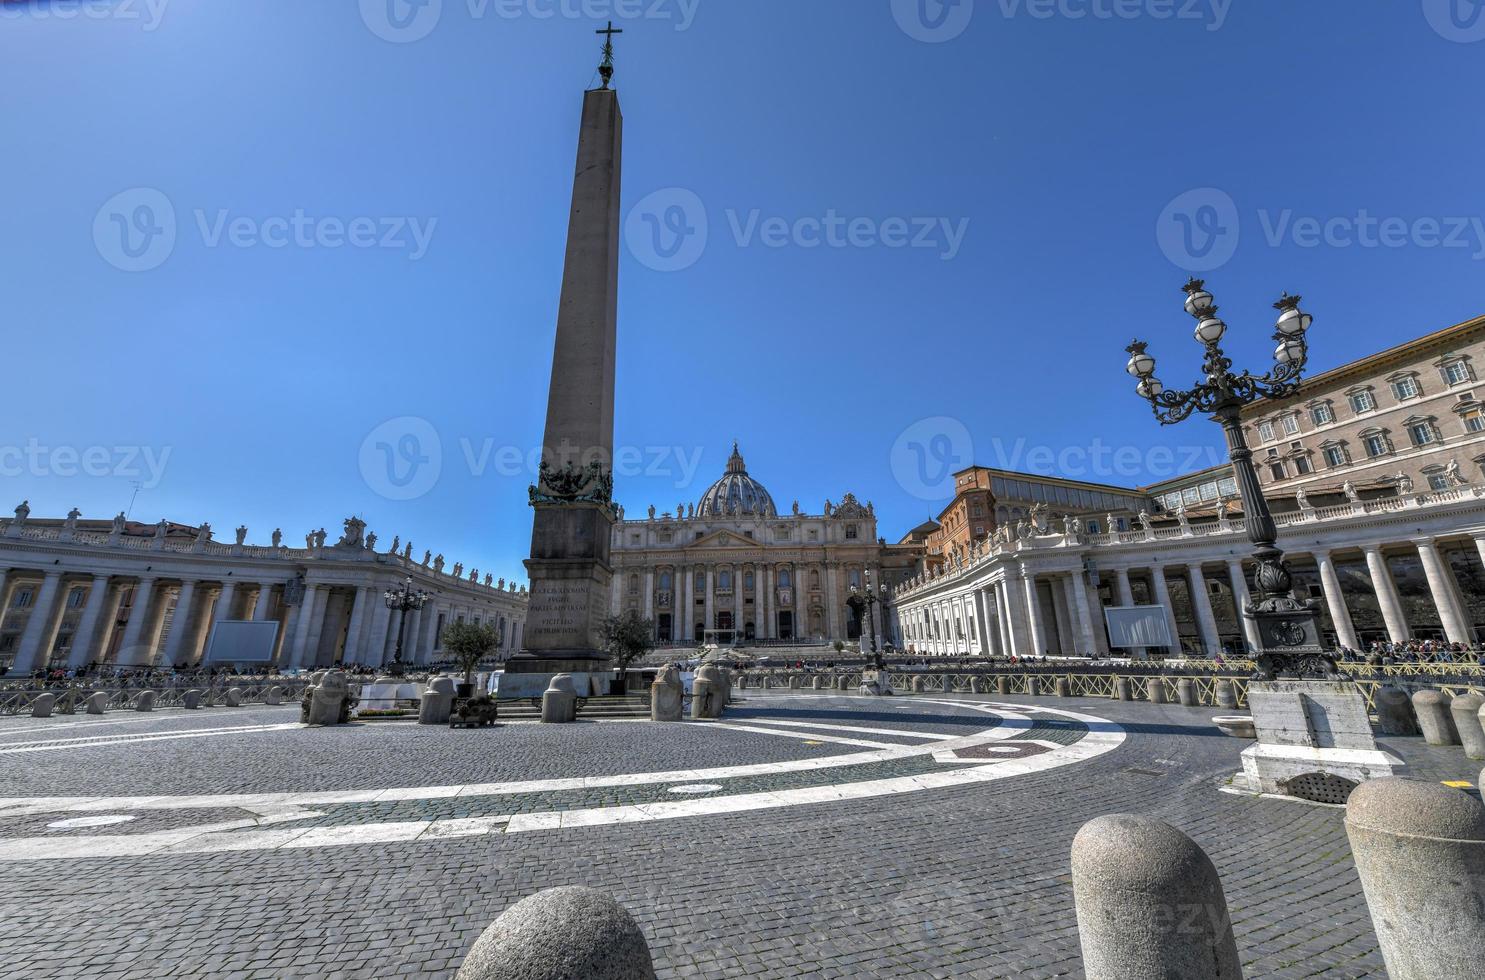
left=596, top=20, right=622, bottom=89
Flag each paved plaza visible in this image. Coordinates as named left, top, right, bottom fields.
left=0, top=693, right=1480, bottom=979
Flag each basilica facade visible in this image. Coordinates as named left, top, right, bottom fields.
left=609, top=445, right=919, bottom=647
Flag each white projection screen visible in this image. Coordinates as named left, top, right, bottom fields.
left=203, top=621, right=280, bottom=665
left=1104, top=606, right=1173, bottom=649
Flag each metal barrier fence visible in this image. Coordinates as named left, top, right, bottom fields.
left=0, top=681, right=312, bottom=716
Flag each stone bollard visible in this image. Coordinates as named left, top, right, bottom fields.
left=135, top=690, right=156, bottom=712
left=1345, top=778, right=1485, bottom=979
left=970, top=676, right=984, bottom=694
left=1449, top=692, right=1485, bottom=760
left=997, top=675, right=1010, bottom=695
left=911, top=676, right=925, bottom=693
left=812, top=675, right=824, bottom=690
left=788, top=675, right=799, bottom=689
left=650, top=666, right=684, bottom=722
left=692, top=665, right=724, bottom=719
left=1145, top=678, right=1166, bottom=704
left=183, top=689, right=203, bottom=710
left=836, top=675, right=850, bottom=692
left=541, top=674, right=578, bottom=724
left=1071, top=814, right=1242, bottom=980
left=1411, top=690, right=1461, bottom=746
left=420, top=677, right=456, bottom=725
left=1027, top=676, right=1040, bottom=697
left=1374, top=685, right=1421, bottom=736
left=308, top=671, right=348, bottom=726
left=224, top=687, right=243, bottom=707
left=1214, top=679, right=1238, bottom=709
left=85, top=692, right=107, bottom=714
left=1113, top=677, right=1132, bottom=702
left=455, top=886, right=655, bottom=980
left=1176, top=678, right=1197, bottom=707
left=1055, top=677, right=1071, bottom=698
left=30, top=693, right=55, bottom=718
left=736, top=675, right=747, bottom=690
left=265, top=686, right=284, bottom=706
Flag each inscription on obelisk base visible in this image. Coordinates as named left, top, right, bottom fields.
left=501, top=75, right=624, bottom=699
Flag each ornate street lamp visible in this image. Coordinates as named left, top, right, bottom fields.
left=383, top=575, right=430, bottom=677
left=849, top=570, right=889, bottom=669
left=1125, top=279, right=1332, bottom=680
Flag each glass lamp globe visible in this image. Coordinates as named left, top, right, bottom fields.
left=1194, top=316, right=1226, bottom=345
left=1183, top=288, right=1215, bottom=317
left=1136, top=377, right=1164, bottom=398
left=1275, top=307, right=1313, bottom=336
left=1126, top=350, right=1156, bottom=378
left=1275, top=337, right=1306, bottom=364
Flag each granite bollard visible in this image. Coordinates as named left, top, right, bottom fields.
left=85, top=692, right=107, bottom=714
left=1214, top=679, right=1238, bottom=709
left=419, top=677, right=456, bottom=725
left=1345, top=778, right=1485, bottom=979
left=135, top=690, right=155, bottom=712
left=307, top=671, right=349, bottom=726
left=183, top=689, right=203, bottom=710
left=265, top=686, right=284, bottom=706
left=1113, top=677, right=1132, bottom=702
left=1176, top=678, right=1197, bottom=707
left=224, top=687, right=243, bottom=707
left=692, top=665, right=724, bottom=720
left=970, top=676, right=984, bottom=694
left=1374, top=685, right=1421, bottom=736
left=1449, top=692, right=1485, bottom=760
left=1071, top=814, right=1242, bottom=980
left=649, top=665, right=683, bottom=722
left=1027, top=676, right=1040, bottom=697
left=910, top=676, right=925, bottom=693
left=812, top=675, right=824, bottom=690
left=30, top=693, right=54, bottom=718
left=997, top=675, right=1010, bottom=695
left=788, top=674, right=799, bottom=689
left=836, top=674, right=850, bottom=691
left=1055, top=677, right=1071, bottom=698
left=1411, top=690, right=1460, bottom=746
left=541, top=674, right=578, bottom=724
left=1145, top=678, right=1166, bottom=704
left=455, top=886, right=655, bottom=980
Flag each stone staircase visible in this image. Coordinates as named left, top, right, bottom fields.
left=496, top=694, right=651, bottom=722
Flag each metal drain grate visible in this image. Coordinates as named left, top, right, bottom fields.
left=1282, top=772, right=1358, bottom=804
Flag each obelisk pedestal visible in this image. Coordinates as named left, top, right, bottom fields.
left=502, top=85, right=623, bottom=700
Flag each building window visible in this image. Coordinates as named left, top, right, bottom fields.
left=1443, top=360, right=1472, bottom=386
left=718, top=571, right=731, bottom=590
left=1281, top=415, right=1300, bottom=435
left=630, top=534, right=640, bottom=544
left=1310, top=403, right=1334, bottom=426
left=628, top=574, right=639, bottom=594
left=695, top=572, right=705, bottom=591
left=67, top=588, right=86, bottom=608
left=1426, top=469, right=1449, bottom=491
left=1257, top=420, right=1275, bottom=442
left=659, top=572, right=672, bottom=591
left=1294, top=455, right=1313, bottom=475
left=1350, top=390, right=1376, bottom=414
left=744, top=572, right=754, bottom=590
left=844, top=524, right=859, bottom=540
left=13, top=589, right=33, bottom=609
left=1464, top=408, right=1485, bottom=433
left=849, top=569, right=861, bottom=589
left=1408, top=421, right=1437, bottom=447
left=1363, top=433, right=1389, bottom=458
left=1392, top=376, right=1422, bottom=401
left=778, top=570, right=791, bottom=588
left=1323, top=445, right=1347, bottom=468
left=1269, top=462, right=1287, bottom=481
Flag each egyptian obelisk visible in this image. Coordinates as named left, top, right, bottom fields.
left=503, top=29, right=624, bottom=698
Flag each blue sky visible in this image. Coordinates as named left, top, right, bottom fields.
left=2, top=0, right=1481, bottom=581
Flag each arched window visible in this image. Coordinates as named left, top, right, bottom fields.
left=744, top=572, right=754, bottom=590
left=719, top=571, right=732, bottom=590
left=778, top=570, right=791, bottom=588
left=695, top=572, right=705, bottom=591
left=628, top=574, right=639, bottom=594
left=659, top=572, right=672, bottom=590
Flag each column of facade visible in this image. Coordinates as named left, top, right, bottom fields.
left=360, top=591, right=392, bottom=669
left=733, top=565, right=744, bottom=638
left=10, top=571, right=64, bottom=675
left=341, top=586, right=373, bottom=663
left=383, top=606, right=406, bottom=666
left=760, top=566, right=772, bottom=640
left=0, top=569, right=10, bottom=635
left=1001, top=577, right=1030, bottom=657
left=1314, top=550, right=1361, bottom=651
left=1363, top=545, right=1410, bottom=642
left=703, top=566, right=715, bottom=639
left=1067, top=572, right=1099, bottom=656
left=210, top=581, right=239, bottom=629
left=1414, top=538, right=1471, bottom=644
left=1022, top=571, right=1047, bottom=657
left=64, top=574, right=113, bottom=669
left=1224, top=560, right=1263, bottom=655
left=114, top=575, right=158, bottom=666
left=824, top=563, right=840, bottom=640
left=416, top=602, right=441, bottom=662
left=290, top=584, right=325, bottom=669
left=643, top=568, right=655, bottom=622
left=250, top=583, right=276, bottom=620
left=1112, top=567, right=1146, bottom=659
left=681, top=564, right=694, bottom=642
left=160, top=579, right=201, bottom=666
left=1148, top=566, right=1184, bottom=655
left=993, top=581, right=1013, bottom=657
left=793, top=563, right=806, bottom=639
left=1186, top=564, right=1222, bottom=656
left=972, top=586, right=991, bottom=656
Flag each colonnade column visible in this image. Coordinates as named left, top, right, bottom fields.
left=403, top=604, right=424, bottom=663
left=1067, top=571, right=1099, bottom=657
left=1112, top=567, right=1146, bottom=659
left=341, top=586, right=373, bottom=663
left=681, top=565, right=693, bottom=643
left=65, top=574, right=114, bottom=669
left=1225, top=560, right=1263, bottom=655
left=1022, top=571, right=1046, bottom=657
left=825, top=564, right=840, bottom=640
left=290, top=584, right=325, bottom=669
left=972, top=586, right=991, bottom=656
left=1148, top=566, right=1183, bottom=656
left=1363, top=545, right=1410, bottom=642
left=250, top=583, right=276, bottom=620
left=115, top=576, right=158, bottom=666
left=1186, top=564, right=1222, bottom=656
left=210, top=581, right=239, bottom=629
left=10, top=571, right=64, bottom=674
left=1314, top=551, right=1361, bottom=651
left=763, top=566, right=774, bottom=640
left=703, top=566, right=715, bottom=640
left=643, top=568, right=655, bottom=622
left=1414, top=538, right=1471, bottom=644
left=160, top=579, right=201, bottom=666
left=733, top=566, right=744, bottom=638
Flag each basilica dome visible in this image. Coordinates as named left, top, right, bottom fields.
left=696, top=444, right=777, bottom=518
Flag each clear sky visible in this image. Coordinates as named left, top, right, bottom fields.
left=2, top=0, right=1481, bottom=581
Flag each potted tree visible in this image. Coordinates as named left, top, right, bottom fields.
left=601, top=610, right=655, bottom=696
left=442, top=621, right=500, bottom=699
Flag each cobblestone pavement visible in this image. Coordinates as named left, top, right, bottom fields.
left=0, top=692, right=1480, bottom=979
